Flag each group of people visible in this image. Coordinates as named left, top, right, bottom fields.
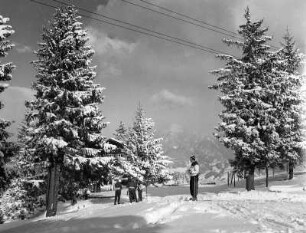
left=113, top=177, right=145, bottom=205
left=113, top=155, right=200, bottom=205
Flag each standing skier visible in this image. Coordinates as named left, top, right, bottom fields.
left=114, top=179, right=122, bottom=205
left=137, top=180, right=145, bottom=202
left=188, top=155, right=199, bottom=201
left=127, top=178, right=138, bottom=203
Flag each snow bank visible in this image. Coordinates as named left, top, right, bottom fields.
left=268, top=171, right=306, bottom=192
left=2, top=173, right=306, bottom=233
left=143, top=199, right=183, bottom=224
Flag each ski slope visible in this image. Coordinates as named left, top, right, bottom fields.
left=1, top=172, right=306, bottom=233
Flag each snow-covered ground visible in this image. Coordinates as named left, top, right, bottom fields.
left=1, top=172, right=306, bottom=233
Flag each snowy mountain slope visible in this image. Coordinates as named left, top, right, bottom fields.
left=1, top=172, right=306, bottom=233
left=163, top=132, right=232, bottom=164
left=163, top=131, right=233, bottom=181
left=163, top=132, right=233, bottom=167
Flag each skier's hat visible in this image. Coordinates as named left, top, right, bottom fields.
left=190, top=155, right=196, bottom=161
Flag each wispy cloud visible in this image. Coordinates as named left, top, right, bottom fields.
left=169, top=123, right=183, bottom=134
left=15, top=43, right=32, bottom=53
left=86, top=26, right=136, bottom=78
left=87, top=27, right=136, bottom=55
left=151, top=89, right=193, bottom=109
left=101, top=0, right=110, bottom=6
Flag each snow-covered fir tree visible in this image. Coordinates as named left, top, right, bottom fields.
left=127, top=104, right=172, bottom=184
left=110, top=121, right=133, bottom=177
left=210, top=8, right=290, bottom=190
left=114, top=121, right=128, bottom=143
left=108, top=120, right=144, bottom=181
left=277, top=29, right=304, bottom=179
left=0, top=15, right=16, bottom=191
left=278, top=29, right=303, bottom=74
left=25, top=5, right=110, bottom=215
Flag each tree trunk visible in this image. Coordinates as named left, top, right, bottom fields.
left=288, top=161, right=294, bottom=180
left=227, top=172, right=230, bottom=187
left=46, top=162, right=60, bottom=217
left=265, top=166, right=269, bottom=187
left=230, top=172, right=234, bottom=185
left=246, top=166, right=255, bottom=191
left=233, top=173, right=236, bottom=187
left=145, top=181, right=148, bottom=199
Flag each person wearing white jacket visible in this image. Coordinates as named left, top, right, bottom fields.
left=188, top=155, right=199, bottom=201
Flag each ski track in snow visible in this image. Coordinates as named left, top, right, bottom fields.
left=2, top=175, right=306, bottom=233
left=143, top=192, right=306, bottom=233
left=214, top=199, right=306, bottom=232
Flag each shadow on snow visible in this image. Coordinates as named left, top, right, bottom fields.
left=0, top=215, right=165, bottom=233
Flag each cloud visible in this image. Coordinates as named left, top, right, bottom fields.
left=14, top=43, right=32, bottom=53
left=169, top=123, right=183, bottom=135
left=86, top=26, right=136, bottom=78
left=98, top=0, right=110, bottom=7
left=87, top=0, right=306, bottom=137
left=151, top=89, right=193, bottom=109
left=87, top=27, right=136, bottom=55
left=89, top=0, right=231, bottom=85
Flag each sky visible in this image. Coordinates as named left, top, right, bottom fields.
left=1, top=0, right=306, bottom=138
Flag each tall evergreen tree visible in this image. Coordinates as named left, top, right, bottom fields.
left=26, top=5, right=110, bottom=216
left=0, top=15, right=16, bottom=191
left=277, top=29, right=304, bottom=179
left=127, top=104, right=171, bottom=184
left=210, top=8, right=286, bottom=190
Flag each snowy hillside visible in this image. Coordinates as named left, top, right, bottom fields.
left=1, top=172, right=306, bottom=233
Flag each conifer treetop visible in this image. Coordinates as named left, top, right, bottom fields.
left=222, top=7, right=271, bottom=63
left=279, top=28, right=303, bottom=74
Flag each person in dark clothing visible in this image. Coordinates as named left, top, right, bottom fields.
left=127, top=178, right=138, bottom=203
left=83, top=188, right=90, bottom=200
left=137, top=181, right=145, bottom=202
left=114, top=179, right=122, bottom=205
left=188, top=155, right=199, bottom=201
